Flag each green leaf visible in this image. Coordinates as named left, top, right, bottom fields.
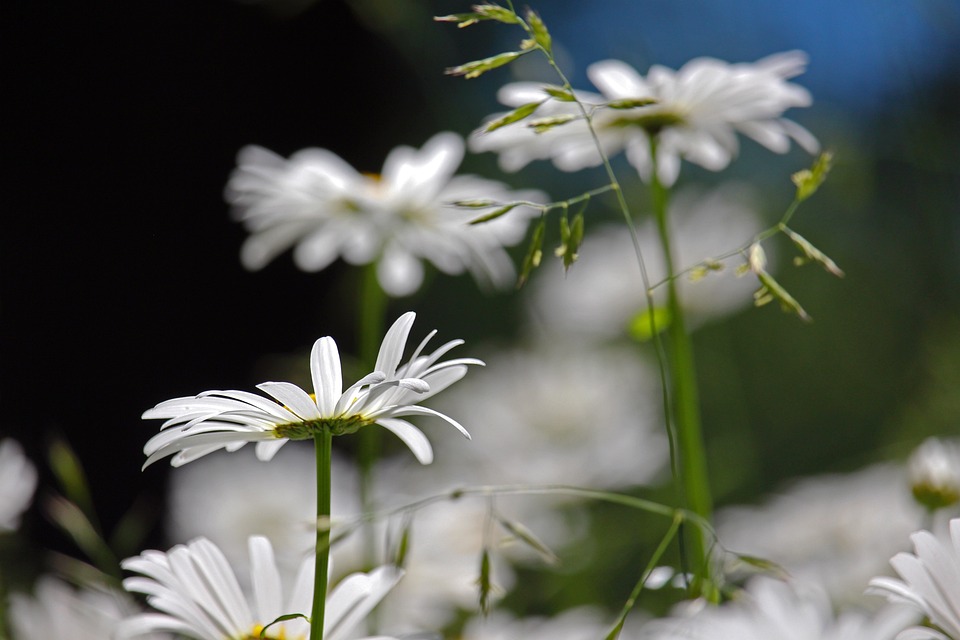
left=45, top=495, right=121, bottom=579
left=527, top=114, right=578, bottom=133
left=542, top=85, right=576, bottom=101
left=628, top=306, right=672, bottom=342
left=445, top=50, right=526, bottom=79
left=784, top=227, right=844, bottom=277
left=393, top=514, right=413, bottom=568
left=606, top=97, right=658, bottom=109
left=731, top=554, right=790, bottom=579
left=469, top=203, right=519, bottom=225
left=791, top=151, right=833, bottom=202
left=483, top=100, right=544, bottom=133
left=524, top=9, right=552, bottom=53
left=48, top=437, right=96, bottom=523
left=517, top=217, right=546, bottom=288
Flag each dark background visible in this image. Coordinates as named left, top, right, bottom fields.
left=4, top=0, right=959, bottom=574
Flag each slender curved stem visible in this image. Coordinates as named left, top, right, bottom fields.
left=649, top=141, right=713, bottom=593
left=310, top=429, right=333, bottom=640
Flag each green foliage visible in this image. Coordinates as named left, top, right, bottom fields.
left=517, top=216, right=546, bottom=287
left=792, top=152, right=833, bottom=202
left=527, top=113, right=578, bottom=133
left=445, top=50, right=528, bottom=79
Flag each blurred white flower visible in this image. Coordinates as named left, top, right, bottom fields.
left=460, top=606, right=623, bottom=640
left=868, top=518, right=960, bottom=640
left=370, top=494, right=517, bottom=634
left=166, top=445, right=361, bottom=582
left=527, top=184, right=766, bottom=340
left=9, top=577, right=169, bottom=640
left=640, top=576, right=918, bottom=640
left=716, top=464, right=930, bottom=608
left=908, top=437, right=960, bottom=511
left=119, top=535, right=402, bottom=640
left=0, top=438, right=37, bottom=532
left=142, top=312, right=478, bottom=467
left=227, top=132, right=543, bottom=296
left=471, top=52, right=818, bottom=186
left=428, top=341, right=667, bottom=491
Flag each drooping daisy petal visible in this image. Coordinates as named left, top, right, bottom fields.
left=374, top=418, right=434, bottom=465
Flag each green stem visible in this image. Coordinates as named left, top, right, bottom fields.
left=357, top=264, right=388, bottom=569
left=649, top=140, right=714, bottom=593
left=310, top=429, right=333, bottom=640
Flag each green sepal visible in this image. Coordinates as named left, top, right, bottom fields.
left=791, top=151, right=832, bottom=202
left=484, top=100, right=544, bottom=133
left=524, top=9, right=552, bottom=53
left=784, top=227, right=844, bottom=277
left=477, top=549, right=493, bottom=615
left=554, top=211, right=584, bottom=271
left=496, top=516, right=559, bottom=565
left=749, top=243, right=811, bottom=321
left=517, top=216, right=546, bottom=288
left=446, top=51, right=526, bottom=79
left=542, top=85, right=576, bottom=101
left=628, top=306, right=672, bottom=342
left=469, top=203, right=519, bottom=225
left=528, top=113, right=578, bottom=133
left=606, top=97, right=658, bottom=109
left=259, top=613, right=310, bottom=639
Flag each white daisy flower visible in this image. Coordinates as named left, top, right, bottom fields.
left=226, top=132, right=544, bottom=296
left=429, top=341, right=668, bottom=490
left=717, top=464, right=928, bottom=609
left=471, top=52, right=818, bottom=186
left=119, top=535, right=402, bottom=640
left=9, top=577, right=169, bottom=640
left=640, top=576, right=918, bottom=640
left=868, top=518, right=960, bottom=640
left=141, top=312, right=479, bottom=468
left=460, top=606, right=626, bottom=640
left=0, top=438, right=38, bottom=532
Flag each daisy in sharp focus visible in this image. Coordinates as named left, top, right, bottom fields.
left=471, top=51, right=818, bottom=186
left=142, top=311, right=479, bottom=468
left=226, top=132, right=544, bottom=297
left=118, top=535, right=402, bottom=640
left=868, top=517, right=960, bottom=640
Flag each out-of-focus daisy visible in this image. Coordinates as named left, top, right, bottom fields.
left=429, top=341, right=668, bottom=490
left=868, top=518, right=960, bottom=640
left=0, top=438, right=38, bottom=532
left=908, top=437, right=960, bottom=512
left=460, top=606, right=628, bottom=640
left=640, top=576, right=918, bottom=640
left=227, top=132, right=543, bottom=296
left=166, top=446, right=360, bottom=582
left=716, top=464, right=929, bottom=608
left=527, top=184, right=766, bottom=339
left=471, top=52, right=818, bottom=186
left=141, top=312, right=478, bottom=467
left=119, top=535, right=402, bottom=640
left=9, top=577, right=169, bottom=640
